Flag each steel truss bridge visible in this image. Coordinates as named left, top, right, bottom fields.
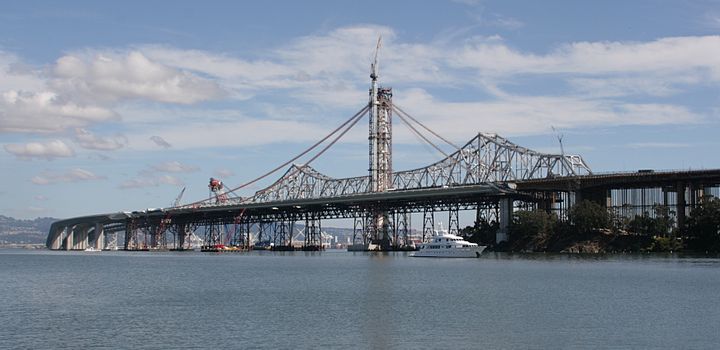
left=45, top=130, right=720, bottom=251
left=47, top=129, right=602, bottom=251
left=46, top=49, right=720, bottom=251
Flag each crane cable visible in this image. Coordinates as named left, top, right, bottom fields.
left=181, top=104, right=370, bottom=208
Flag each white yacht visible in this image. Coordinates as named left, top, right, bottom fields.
left=411, top=232, right=486, bottom=258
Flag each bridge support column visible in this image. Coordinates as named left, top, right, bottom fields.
left=352, top=216, right=366, bottom=246
left=422, top=207, right=435, bottom=242
left=94, top=223, right=104, bottom=250
left=73, top=226, right=89, bottom=250
left=64, top=225, right=74, bottom=251
left=176, top=224, right=187, bottom=249
left=448, top=204, right=460, bottom=235
left=496, top=198, right=513, bottom=244
left=392, top=210, right=410, bottom=248
left=676, top=182, right=686, bottom=232
left=49, top=226, right=64, bottom=250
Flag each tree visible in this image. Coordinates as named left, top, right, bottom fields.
left=568, top=200, right=610, bottom=234
left=625, top=205, right=675, bottom=236
left=650, top=205, right=675, bottom=237
left=462, top=218, right=498, bottom=246
left=687, top=197, right=720, bottom=251
left=510, top=209, right=556, bottom=242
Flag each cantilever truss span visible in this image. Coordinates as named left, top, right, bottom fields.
left=222, top=132, right=591, bottom=205
left=46, top=131, right=596, bottom=250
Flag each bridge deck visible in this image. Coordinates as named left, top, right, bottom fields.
left=517, top=169, right=720, bottom=191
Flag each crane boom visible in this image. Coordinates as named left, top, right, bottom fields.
left=371, top=36, right=382, bottom=80
left=172, top=187, right=186, bottom=207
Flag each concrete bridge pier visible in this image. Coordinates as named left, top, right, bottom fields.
left=92, top=223, right=104, bottom=250
left=496, top=198, right=513, bottom=244
left=73, top=226, right=89, bottom=250
left=63, top=225, right=75, bottom=250
left=49, top=226, right=65, bottom=250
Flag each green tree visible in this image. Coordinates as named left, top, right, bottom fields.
left=462, top=218, right=498, bottom=246
left=687, top=197, right=720, bottom=251
left=568, top=200, right=610, bottom=234
left=510, top=209, right=556, bottom=242
left=650, top=205, right=675, bottom=237
left=626, top=206, right=674, bottom=236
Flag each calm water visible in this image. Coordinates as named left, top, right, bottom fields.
left=1, top=249, right=719, bottom=349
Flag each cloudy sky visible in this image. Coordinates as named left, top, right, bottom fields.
left=1, top=0, right=719, bottom=219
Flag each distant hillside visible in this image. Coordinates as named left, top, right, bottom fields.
left=0, top=215, right=58, bottom=245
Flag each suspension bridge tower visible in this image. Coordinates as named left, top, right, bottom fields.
left=368, top=37, right=393, bottom=249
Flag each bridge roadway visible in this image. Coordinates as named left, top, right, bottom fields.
left=46, top=168, right=720, bottom=250
left=516, top=168, right=720, bottom=191
left=46, top=182, right=519, bottom=249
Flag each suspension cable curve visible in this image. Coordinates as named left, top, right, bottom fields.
left=393, top=104, right=461, bottom=150
left=245, top=105, right=368, bottom=202
left=182, top=104, right=370, bottom=208
left=394, top=110, right=449, bottom=158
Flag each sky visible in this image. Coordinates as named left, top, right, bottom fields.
left=1, top=0, right=719, bottom=220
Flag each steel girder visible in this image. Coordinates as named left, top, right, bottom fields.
left=226, top=132, right=591, bottom=205
left=391, top=133, right=591, bottom=189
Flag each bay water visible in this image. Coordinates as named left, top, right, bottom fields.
left=1, top=249, right=719, bottom=349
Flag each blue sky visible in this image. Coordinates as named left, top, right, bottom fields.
left=1, top=0, right=719, bottom=219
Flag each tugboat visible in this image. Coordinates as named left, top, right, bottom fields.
left=411, top=232, right=486, bottom=258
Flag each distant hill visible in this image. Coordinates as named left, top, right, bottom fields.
left=0, top=215, right=58, bottom=245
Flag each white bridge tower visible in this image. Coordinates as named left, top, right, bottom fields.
left=368, top=37, right=393, bottom=248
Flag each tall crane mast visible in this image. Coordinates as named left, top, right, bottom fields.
left=368, top=36, right=393, bottom=248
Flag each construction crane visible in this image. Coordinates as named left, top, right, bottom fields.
left=208, top=178, right=228, bottom=204
left=370, top=35, right=382, bottom=81
left=551, top=126, right=565, bottom=157
left=171, top=187, right=186, bottom=208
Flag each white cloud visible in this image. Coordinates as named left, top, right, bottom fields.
left=120, top=162, right=192, bottom=189
left=119, top=174, right=184, bottom=189
left=1, top=26, right=717, bottom=153
left=4, top=140, right=75, bottom=160
left=152, top=161, right=199, bottom=173
left=393, top=88, right=700, bottom=141
left=51, top=51, right=226, bottom=104
left=31, top=168, right=105, bottom=184
left=158, top=175, right=184, bottom=186
left=567, top=77, right=684, bottom=97
left=119, top=178, right=156, bottom=189
left=142, top=46, right=299, bottom=90
left=214, top=169, right=235, bottom=178
left=73, top=128, right=127, bottom=150
left=128, top=117, right=327, bottom=150
left=626, top=142, right=691, bottom=149
left=0, top=51, right=45, bottom=92
left=450, top=35, right=720, bottom=79
left=0, top=90, right=117, bottom=133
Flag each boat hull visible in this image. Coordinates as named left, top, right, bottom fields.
left=411, top=246, right=486, bottom=258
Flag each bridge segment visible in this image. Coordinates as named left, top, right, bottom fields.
left=47, top=42, right=720, bottom=250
